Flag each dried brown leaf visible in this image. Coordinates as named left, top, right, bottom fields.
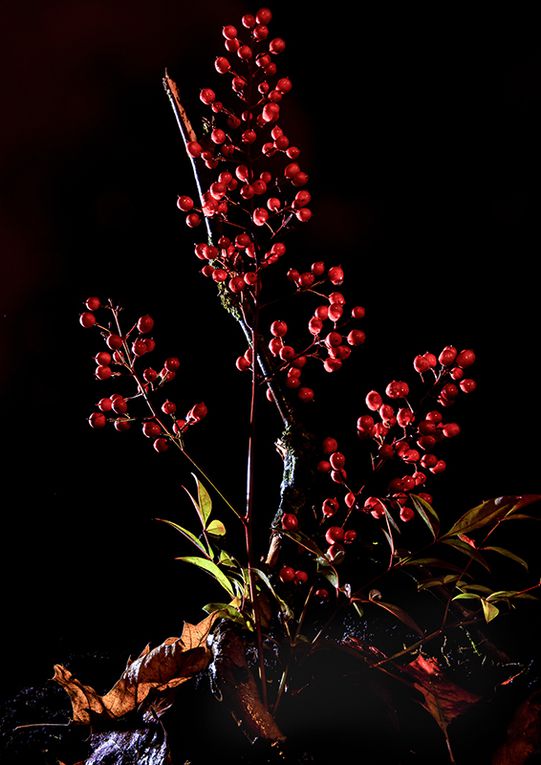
left=54, top=614, right=218, bottom=725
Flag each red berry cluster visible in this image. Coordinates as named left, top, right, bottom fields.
left=177, top=9, right=310, bottom=297
left=80, top=298, right=207, bottom=453
left=238, top=284, right=365, bottom=403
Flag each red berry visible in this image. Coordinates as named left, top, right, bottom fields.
left=364, top=497, right=386, bottom=518
left=165, top=356, right=180, bottom=371
left=256, top=7, right=272, bottom=24
left=242, top=129, right=257, bottom=144
left=442, top=422, right=461, bottom=438
left=98, top=397, right=113, bottom=412
left=430, top=459, right=447, bottom=474
left=308, top=317, right=323, bottom=336
left=414, top=354, right=431, bottom=373
left=386, top=380, right=410, bottom=399
left=223, top=24, right=237, bottom=39
left=317, top=460, right=331, bottom=473
left=177, top=195, right=194, bottom=212
left=326, top=543, right=345, bottom=563
left=186, top=213, right=201, bottom=228
left=457, top=349, right=476, bottom=368
left=94, top=351, right=111, bottom=366
left=324, top=358, right=343, bottom=373
left=298, top=387, right=314, bottom=402
left=325, top=526, right=345, bottom=544
left=357, top=415, right=375, bottom=433
left=215, top=56, right=231, bottom=74
left=439, top=345, right=458, bottom=366
left=269, top=37, right=286, bottom=54
left=351, top=305, right=365, bottom=320
left=329, top=452, right=346, bottom=470
left=400, top=506, right=415, bottom=522
left=95, top=364, right=112, bottom=380
left=114, top=419, right=130, bottom=432
left=441, top=382, right=459, bottom=399
left=200, top=88, right=216, bottom=105
left=294, top=570, right=308, bottom=585
left=186, top=141, right=202, bottom=158
left=89, top=412, right=107, bottom=429
left=397, top=408, right=414, bottom=427
left=328, top=265, right=344, bottom=285
left=322, top=497, right=339, bottom=517
left=450, top=367, right=465, bottom=380
left=322, top=437, right=338, bottom=454
left=420, top=453, right=438, bottom=468
left=325, top=331, right=342, bottom=348
left=279, top=566, right=295, bottom=584
left=79, top=311, right=96, bottom=328
left=173, top=418, right=187, bottom=434
left=153, top=437, right=169, bottom=453
left=236, top=356, right=251, bottom=372
left=315, top=588, right=329, bottom=601
left=187, top=402, right=208, bottom=422
left=111, top=397, right=128, bottom=415
left=281, top=513, right=298, bottom=531
left=344, top=529, right=357, bottom=544
left=161, top=400, right=177, bottom=415
left=460, top=378, right=477, bottom=394
left=366, top=391, right=383, bottom=411
left=85, top=297, right=100, bottom=311
left=270, top=320, right=288, bottom=337
left=143, top=421, right=162, bottom=439
left=143, top=367, right=158, bottom=382
left=347, top=329, right=366, bottom=346
left=279, top=345, right=295, bottom=360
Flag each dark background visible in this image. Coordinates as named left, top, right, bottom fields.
left=1, top=0, right=540, bottom=705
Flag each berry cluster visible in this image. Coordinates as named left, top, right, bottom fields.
left=177, top=9, right=310, bottom=299
left=80, top=298, right=207, bottom=453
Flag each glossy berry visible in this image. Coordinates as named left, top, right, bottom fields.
left=279, top=566, right=295, bottom=584
left=325, top=526, right=345, bottom=544
left=98, top=397, right=113, bottom=412
left=366, top=391, right=383, bottom=411
left=322, top=497, right=339, bottom=517
left=329, top=452, right=346, bottom=470
left=298, top=387, right=315, bottom=402
left=347, top=329, right=366, bottom=346
left=322, top=437, right=338, bottom=454
left=177, top=195, right=194, bottom=212
left=95, top=351, right=111, bottom=366
left=456, top=349, right=476, bottom=368
left=153, top=437, right=169, bottom=453
left=161, top=400, right=177, bottom=415
left=270, top=320, right=288, bottom=337
left=460, top=378, right=477, bottom=393
left=328, top=265, right=344, bottom=285
left=281, top=513, right=299, bottom=531
left=294, top=570, right=308, bottom=585
left=386, top=380, right=409, bottom=399
left=85, top=297, right=101, bottom=311
left=165, top=356, right=180, bottom=371
left=414, top=355, right=431, bottom=373
left=95, top=365, right=112, bottom=380
left=89, top=412, right=107, bottom=429
left=143, top=421, right=162, bottom=439
left=400, top=506, right=415, bottom=522
left=439, top=346, right=458, bottom=366
left=442, top=423, right=461, bottom=438
left=344, top=530, right=357, bottom=544
left=79, top=311, right=96, bottom=328
left=326, top=543, right=345, bottom=563
left=315, top=588, right=329, bottom=601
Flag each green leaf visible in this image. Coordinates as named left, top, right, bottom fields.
left=411, top=495, right=440, bottom=539
left=481, top=599, right=500, bottom=622
left=483, top=546, right=528, bottom=571
left=253, top=568, right=294, bottom=620
left=317, top=561, right=339, bottom=590
left=206, top=519, right=226, bottom=537
left=400, top=557, right=463, bottom=572
left=459, top=583, right=492, bottom=594
left=202, top=602, right=248, bottom=628
left=282, top=530, right=326, bottom=558
left=195, top=474, right=213, bottom=526
left=156, top=518, right=209, bottom=557
left=218, top=550, right=234, bottom=566
left=453, top=592, right=481, bottom=601
left=370, top=599, right=424, bottom=636
left=177, top=556, right=235, bottom=597
left=352, top=601, right=364, bottom=619
left=442, top=496, right=540, bottom=540
left=442, top=538, right=491, bottom=571
left=418, top=574, right=461, bottom=590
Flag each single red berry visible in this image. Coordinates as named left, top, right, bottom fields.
left=89, top=412, right=107, bottom=429
left=269, top=37, right=286, bottom=54
left=441, top=382, right=459, bottom=399
left=173, top=418, right=187, bottom=434
left=215, top=56, right=231, bottom=73
left=400, top=506, right=415, bottom=522
left=298, top=387, right=314, bottom=402
left=165, top=356, right=180, bottom=371
left=98, top=397, right=113, bottom=412
left=439, top=345, right=458, bottom=366
left=94, top=351, right=111, bottom=366
left=366, top=391, right=383, bottom=411
left=242, top=129, right=257, bottom=144
left=315, top=588, right=329, bottom=601
left=153, top=437, right=169, bottom=453
left=95, top=364, right=112, bottom=380
left=186, top=213, right=201, bottom=228
left=326, top=543, right=345, bottom=563
left=325, top=526, right=345, bottom=544
left=328, top=303, right=343, bottom=322
left=322, top=497, right=339, bottom=517
left=279, top=566, right=296, bottom=584
left=253, top=207, right=269, bottom=226
left=222, top=24, right=237, bottom=39
left=79, top=311, right=96, bottom=328
left=111, top=397, right=128, bottom=415
left=85, top=297, right=100, bottom=311
left=236, top=356, right=251, bottom=372
left=270, top=320, right=288, bottom=337
left=356, top=415, right=375, bottom=433
left=187, top=402, right=208, bottom=421
left=430, top=459, right=447, bottom=474
left=161, top=400, right=176, bottom=415
left=294, top=570, right=308, bottom=585
left=325, top=331, right=342, bottom=348
left=200, top=88, right=216, bottom=105
left=143, top=367, right=158, bottom=383
left=317, top=460, right=331, bottom=473
left=414, top=354, right=431, bottom=373
left=397, top=408, right=414, bottom=427
left=299, top=272, right=316, bottom=289
left=457, top=349, right=476, bottom=368
left=177, top=195, right=194, bottom=212
left=460, top=378, right=477, bottom=393
left=351, top=305, right=365, bottom=319
left=322, top=437, right=338, bottom=454
left=347, top=329, right=366, bottom=346
left=418, top=492, right=433, bottom=503
left=186, top=141, right=202, bottom=158
left=281, top=513, right=299, bottom=531
left=413, top=470, right=427, bottom=485
left=420, top=453, right=438, bottom=468
left=330, top=468, right=347, bottom=483
left=114, top=419, right=130, bottom=432
left=137, top=314, right=154, bottom=334
left=442, top=422, right=461, bottom=438
left=344, top=529, right=357, bottom=544
left=256, top=7, right=272, bottom=24
left=450, top=366, right=465, bottom=380
left=279, top=345, right=295, bottom=361
left=308, top=317, right=323, bottom=336
left=328, top=265, right=344, bottom=285
left=143, top=421, right=162, bottom=439
left=424, top=352, right=438, bottom=368
left=345, top=492, right=357, bottom=509
left=329, top=452, right=346, bottom=470
left=386, top=380, right=410, bottom=399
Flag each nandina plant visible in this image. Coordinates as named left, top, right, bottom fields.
left=56, top=8, right=540, bottom=764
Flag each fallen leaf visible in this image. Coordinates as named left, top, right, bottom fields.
left=54, top=613, right=218, bottom=725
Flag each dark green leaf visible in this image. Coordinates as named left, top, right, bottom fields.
left=317, top=561, right=339, bottom=590
left=253, top=568, right=294, bottom=620
left=483, top=546, right=528, bottom=570
left=418, top=574, right=461, bottom=590
left=411, top=495, right=440, bottom=539
left=283, top=530, right=326, bottom=558
left=400, top=557, right=463, bottom=572
left=177, top=556, right=235, bottom=597
left=443, top=496, right=540, bottom=539
left=202, top=602, right=248, bottom=628
left=370, top=599, right=424, bottom=636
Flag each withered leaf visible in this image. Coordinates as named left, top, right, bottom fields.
left=54, top=613, right=218, bottom=725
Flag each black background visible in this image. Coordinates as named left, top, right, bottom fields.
left=1, top=0, right=540, bottom=703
